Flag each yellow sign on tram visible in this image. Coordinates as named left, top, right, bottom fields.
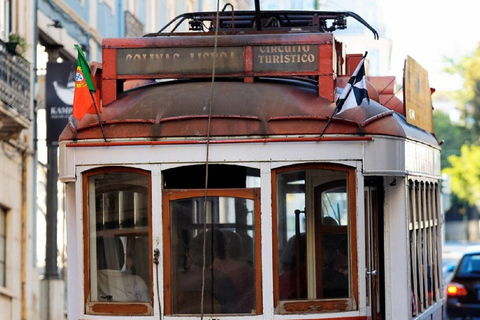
left=403, top=56, right=433, bottom=133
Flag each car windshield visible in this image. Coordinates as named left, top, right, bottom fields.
left=458, top=254, right=480, bottom=274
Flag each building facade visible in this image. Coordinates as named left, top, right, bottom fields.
left=0, top=0, right=37, bottom=319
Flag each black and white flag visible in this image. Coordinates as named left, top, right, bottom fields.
left=336, top=52, right=369, bottom=114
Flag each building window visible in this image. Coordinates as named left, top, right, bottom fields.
left=0, top=206, right=5, bottom=287
left=84, top=168, right=151, bottom=315
left=0, top=0, right=10, bottom=41
left=408, top=180, right=442, bottom=317
left=273, top=165, right=357, bottom=313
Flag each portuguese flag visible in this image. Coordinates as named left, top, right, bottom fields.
left=72, top=44, right=101, bottom=120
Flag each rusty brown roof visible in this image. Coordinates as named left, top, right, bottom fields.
left=59, top=78, right=439, bottom=147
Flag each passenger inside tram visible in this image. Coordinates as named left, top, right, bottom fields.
left=238, top=232, right=254, bottom=267
left=174, top=230, right=240, bottom=314
left=279, top=232, right=307, bottom=300
left=322, top=236, right=348, bottom=298
left=96, top=237, right=149, bottom=302
left=214, top=230, right=255, bottom=311
left=278, top=216, right=348, bottom=300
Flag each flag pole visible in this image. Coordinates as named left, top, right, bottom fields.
left=319, top=101, right=342, bottom=138
left=319, top=51, right=368, bottom=139
left=319, top=86, right=349, bottom=138
left=89, top=90, right=107, bottom=142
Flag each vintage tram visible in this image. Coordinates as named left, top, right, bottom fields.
left=59, top=9, right=444, bottom=320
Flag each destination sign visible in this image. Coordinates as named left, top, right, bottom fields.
left=116, top=44, right=319, bottom=75
left=117, top=47, right=244, bottom=75
left=253, top=45, right=318, bottom=72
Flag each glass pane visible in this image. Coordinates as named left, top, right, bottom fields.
left=459, top=254, right=480, bottom=274
left=170, top=196, right=256, bottom=314
left=321, top=234, right=348, bottom=298
left=321, top=187, right=348, bottom=226
left=88, top=172, right=150, bottom=303
left=277, top=171, right=307, bottom=300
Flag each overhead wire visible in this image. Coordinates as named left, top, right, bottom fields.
left=200, top=0, right=221, bottom=319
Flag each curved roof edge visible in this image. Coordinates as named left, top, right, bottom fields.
left=60, top=79, right=440, bottom=148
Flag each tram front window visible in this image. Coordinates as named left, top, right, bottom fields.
left=274, top=166, right=355, bottom=311
left=164, top=190, right=260, bottom=315
left=85, top=169, right=151, bottom=314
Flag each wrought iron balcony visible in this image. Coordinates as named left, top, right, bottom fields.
left=0, top=40, right=31, bottom=141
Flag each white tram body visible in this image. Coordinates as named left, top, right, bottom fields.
left=59, top=10, right=443, bottom=320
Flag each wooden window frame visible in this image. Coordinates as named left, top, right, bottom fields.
left=272, top=164, right=358, bottom=314
left=82, top=167, right=153, bottom=315
left=162, top=188, right=262, bottom=315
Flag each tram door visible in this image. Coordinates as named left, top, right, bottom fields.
left=364, top=181, right=384, bottom=320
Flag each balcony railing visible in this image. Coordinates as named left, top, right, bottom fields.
left=0, top=40, right=31, bottom=140
left=125, top=10, right=144, bottom=38
left=0, top=41, right=30, bottom=118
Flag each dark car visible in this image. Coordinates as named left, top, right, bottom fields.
left=446, top=246, right=480, bottom=319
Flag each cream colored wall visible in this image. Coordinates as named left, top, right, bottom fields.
left=0, top=295, right=12, bottom=319
left=0, top=142, right=24, bottom=320
left=2, top=1, right=39, bottom=319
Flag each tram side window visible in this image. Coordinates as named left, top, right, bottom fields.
left=408, top=180, right=442, bottom=317
left=85, top=169, right=151, bottom=314
left=274, top=166, right=355, bottom=311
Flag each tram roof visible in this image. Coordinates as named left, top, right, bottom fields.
left=59, top=77, right=439, bottom=147
left=59, top=9, right=439, bottom=147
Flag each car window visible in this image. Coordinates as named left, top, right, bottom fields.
left=458, top=254, right=480, bottom=274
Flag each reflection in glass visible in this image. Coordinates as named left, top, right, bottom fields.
left=321, top=187, right=348, bottom=226
left=88, top=172, right=150, bottom=303
left=170, top=196, right=256, bottom=314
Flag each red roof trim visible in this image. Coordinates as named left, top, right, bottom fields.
left=268, top=115, right=358, bottom=126
left=360, top=110, right=395, bottom=127
left=160, top=114, right=262, bottom=123
left=65, top=136, right=373, bottom=148
left=76, top=119, right=155, bottom=132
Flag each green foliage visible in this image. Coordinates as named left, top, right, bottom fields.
left=440, top=42, right=480, bottom=207
left=8, top=33, right=28, bottom=55
left=444, top=42, right=480, bottom=135
left=443, top=145, right=480, bottom=205
left=433, top=110, right=473, bottom=169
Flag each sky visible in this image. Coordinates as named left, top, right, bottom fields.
left=258, top=0, right=480, bottom=92
left=378, top=0, right=480, bottom=92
